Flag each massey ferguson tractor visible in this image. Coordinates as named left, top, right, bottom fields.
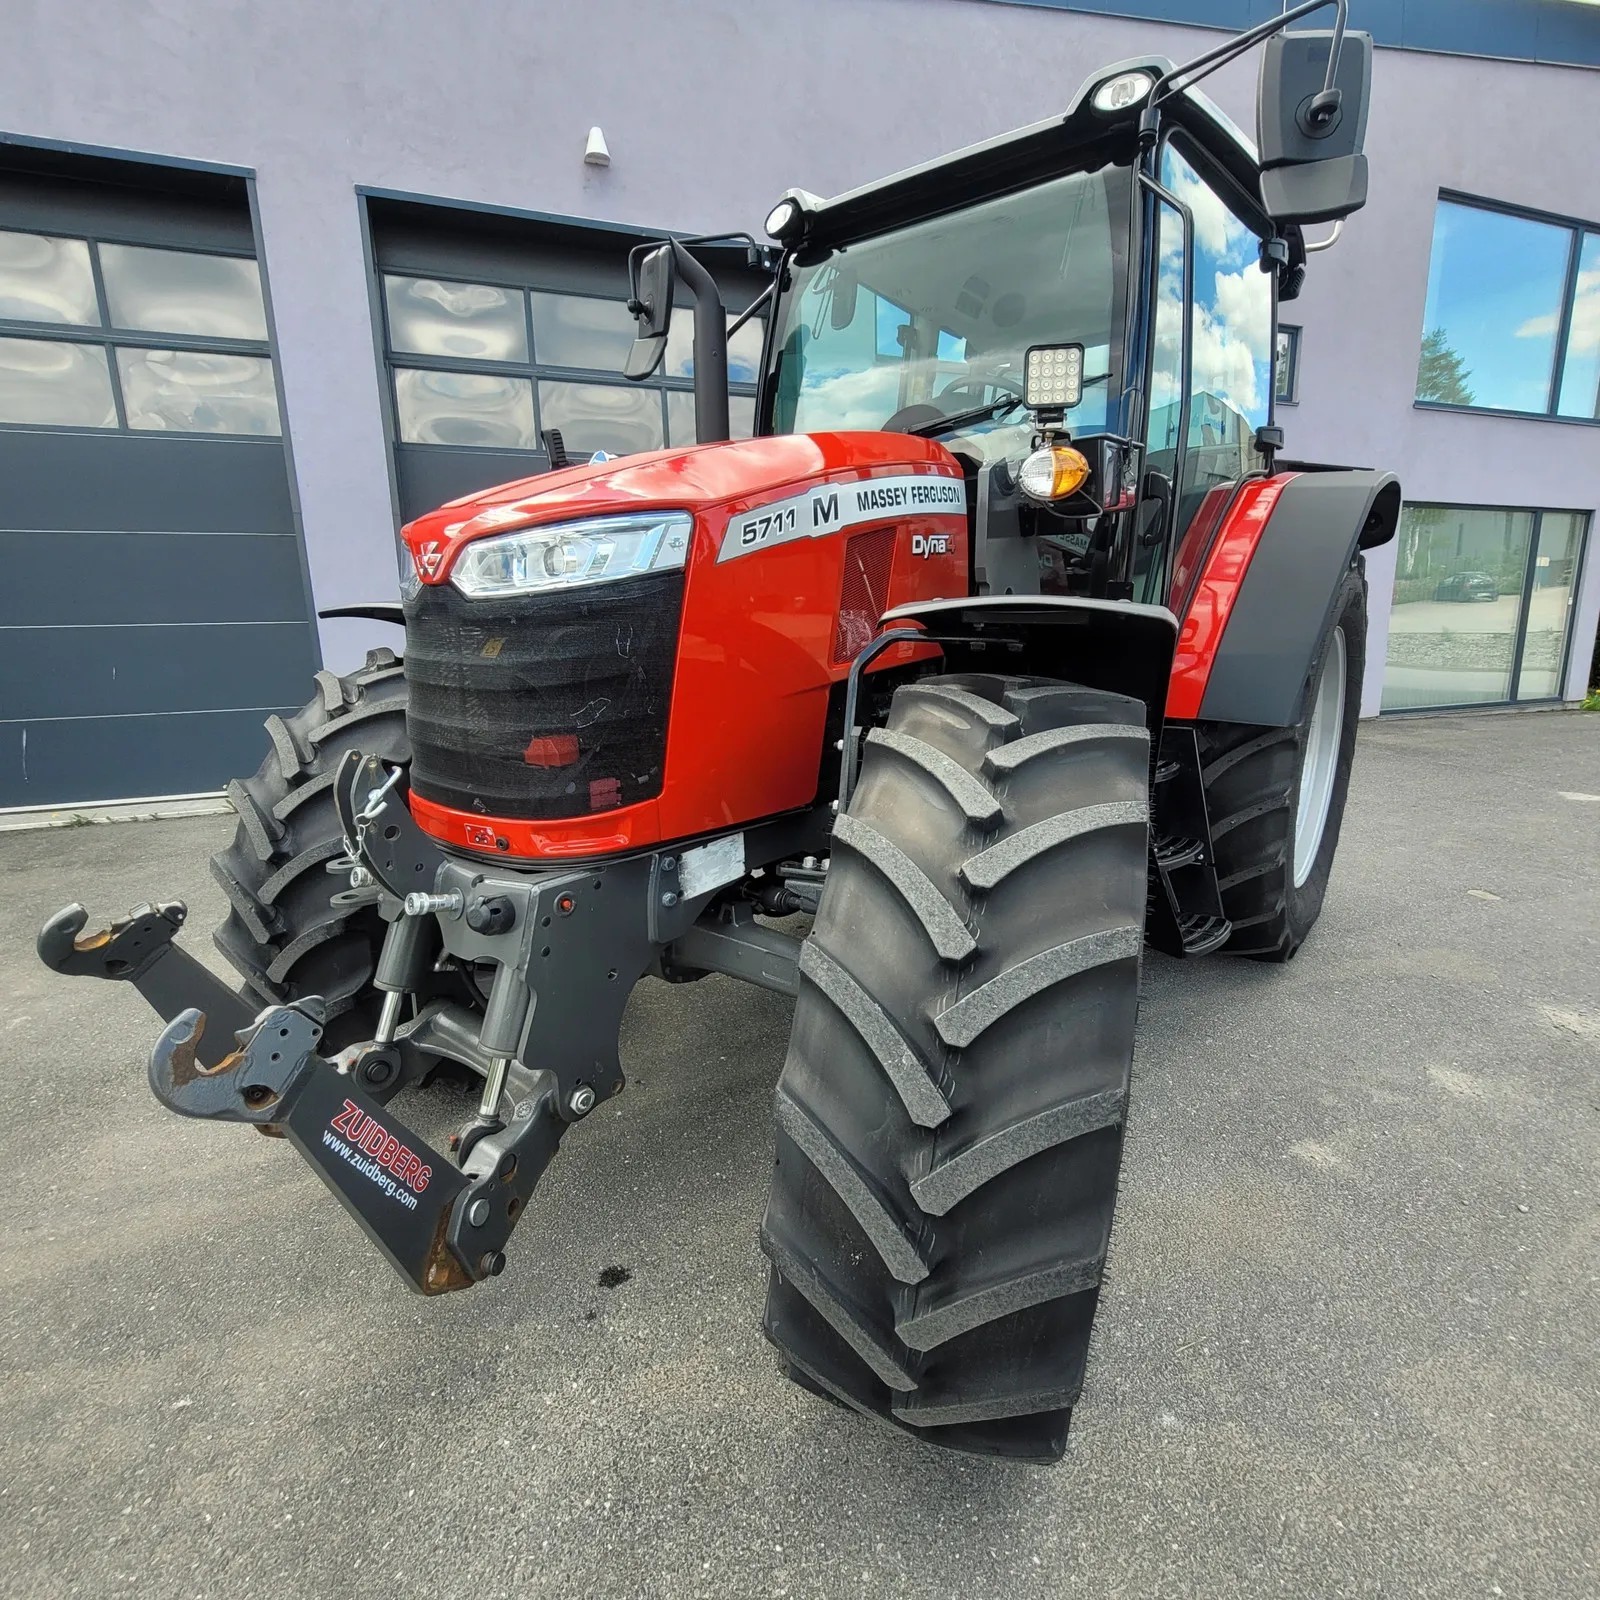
left=39, top=2, right=1398, bottom=1462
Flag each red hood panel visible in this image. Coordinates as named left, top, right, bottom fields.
left=401, top=433, right=963, bottom=582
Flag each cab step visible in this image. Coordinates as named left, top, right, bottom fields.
left=1176, top=913, right=1233, bottom=956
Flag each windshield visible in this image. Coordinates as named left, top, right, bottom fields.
left=766, top=164, right=1132, bottom=456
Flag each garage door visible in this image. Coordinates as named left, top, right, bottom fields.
left=366, top=198, right=767, bottom=522
left=0, top=158, right=317, bottom=809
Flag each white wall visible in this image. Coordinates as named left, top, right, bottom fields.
left=4, top=0, right=1598, bottom=705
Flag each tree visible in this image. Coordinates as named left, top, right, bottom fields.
left=1416, top=327, right=1476, bottom=405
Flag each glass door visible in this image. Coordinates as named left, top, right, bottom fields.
left=1515, top=511, right=1585, bottom=700
left=1382, top=503, right=1590, bottom=711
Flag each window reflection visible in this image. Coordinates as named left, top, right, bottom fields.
left=1143, top=141, right=1269, bottom=604
left=1275, top=325, right=1300, bottom=403
left=1383, top=505, right=1532, bottom=709
left=666, top=390, right=756, bottom=446
left=0, top=231, right=99, bottom=326
left=663, top=311, right=766, bottom=383
left=0, top=336, right=116, bottom=426
left=769, top=167, right=1124, bottom=443
left=1140, top=198, right=1188, bottom=605
left=1416, top=202, right=1571, bottom=413
left=394, top=367, right=536, bottom=448
left=532, top=293, right=635, bottom=371
left=1517, top=511, right=1584, bottom=699
left=1556, top=232, right=1600, bottom=420
left=0, top=232, right=283, bottom=437
left=539, top=380, right=662, bottom=456
left=117, top=348, right=281, bottom=435
left=100, top=244, right=268, bottom=340
left=386, top=285, right=761, bottom=459
left=1159, top=143, right=1271, bottom=441
left=386, top=276, right=526, bottom=363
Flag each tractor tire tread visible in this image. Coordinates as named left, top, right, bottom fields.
left=210, top=658, right=411, bottom=1048
left=763, top=672, right=1149, bottom=1461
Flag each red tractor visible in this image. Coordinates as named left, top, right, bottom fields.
left=40, top=3, right=1398, bottom=1462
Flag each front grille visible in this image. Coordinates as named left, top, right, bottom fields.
left=403, top=571, right=684, bottom=820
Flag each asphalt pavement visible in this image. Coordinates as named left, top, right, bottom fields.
left=2, top=709, right=1597, bottom=1599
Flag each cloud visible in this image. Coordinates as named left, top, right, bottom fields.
left=1190, top=299, right=1263, bottom=418
left=1149, top=269, right=1267, bottom=423
left=1517, top=268, right=1600, bottom=352
left=793, top=361, right=905, bottom=429
left=1211, top=267, right=1272, bottom=352
left=1164, top=164, right=1253, bottom=267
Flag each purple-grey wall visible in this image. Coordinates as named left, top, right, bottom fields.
left=4, top=0, right=1598, bottom=711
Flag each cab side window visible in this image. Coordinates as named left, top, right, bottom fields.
left=1159, top=140, right=1273, bottom=492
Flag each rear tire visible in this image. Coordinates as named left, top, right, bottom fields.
left=1197, top=563, right=1366, bottom=962
left=761, top=673, right=1150, bottom=1461
left=209, top=650, right=410, bottom=1047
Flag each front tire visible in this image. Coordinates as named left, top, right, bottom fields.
left=761, top=674, right=1151, bottom=1461
left=209, top=650, right=410, bottom=1047
left=1197, top=563, right=1366, bottom=961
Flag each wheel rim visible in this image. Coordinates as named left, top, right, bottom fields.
left=1293, top=626, right=1347, bottom=888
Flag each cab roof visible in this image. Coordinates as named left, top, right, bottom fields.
left=789, top=57, right=1268, bottom=251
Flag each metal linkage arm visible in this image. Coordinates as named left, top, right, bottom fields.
left=1152, top=0, right=1347, bottom=109
left=37, top=901, right=259, bottom=1068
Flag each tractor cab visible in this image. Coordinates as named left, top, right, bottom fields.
left=629, top=18, right=1373, bottom=612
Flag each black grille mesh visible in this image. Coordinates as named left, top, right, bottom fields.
left=403, top=571, right=684, bottom=820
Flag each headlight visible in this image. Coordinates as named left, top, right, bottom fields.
left=449, top=511, right=694, bottom=599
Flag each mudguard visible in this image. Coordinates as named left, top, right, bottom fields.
left=880, top=594, right=1179, bottom=739
left=1170, top=469, right=1400, bottom=726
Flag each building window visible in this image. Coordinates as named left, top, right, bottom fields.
left=1415, top=197, right=1600, bottom=421
left=1275, top=324, right=1300, bottom=404
left=382, top=274, right=761, bottom=458
left=1382, top=502, right=1590, bottom=711
left=0, top=229, right=279, bottom=435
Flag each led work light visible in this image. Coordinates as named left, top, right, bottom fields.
left=1023, top=343, right=1085, bottom=412
left=1091, top=69, right=1155, bottom=113
left=764, top=199, right=801, bottom=239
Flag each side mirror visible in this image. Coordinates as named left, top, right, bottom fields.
left=1256, top=28, right=1372, bottom=225
left=625, top=245, right=675, bottom=380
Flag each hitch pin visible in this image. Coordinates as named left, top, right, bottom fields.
left=356, top=766, right=404, bottom=827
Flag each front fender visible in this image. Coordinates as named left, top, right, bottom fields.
left=880, top=594, right=1178, bottom=739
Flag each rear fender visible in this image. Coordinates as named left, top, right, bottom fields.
left=1168, top=470, right=1400, bottom=726
left=879, top=595, right=1178, bottom=741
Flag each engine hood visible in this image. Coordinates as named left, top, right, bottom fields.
left=400, top=432, right=962, bottom=584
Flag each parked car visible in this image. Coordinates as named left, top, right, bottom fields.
left=1434, top=571, right=1500, bottom=602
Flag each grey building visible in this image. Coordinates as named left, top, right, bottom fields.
left=2, top=0, right=1598, bottom=809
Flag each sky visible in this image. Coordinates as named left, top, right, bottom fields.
left=1421, top=201, right=1593, bottom=415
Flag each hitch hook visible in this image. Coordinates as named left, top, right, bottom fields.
left=37, top=901, right=259, bottom=1067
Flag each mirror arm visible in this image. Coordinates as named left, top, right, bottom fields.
left=676, top=231, right=781, bottom=273
left=1152, top=0, right=1348, bottom=109
left=1304, top=220, right=1344, bottom=253
left=671, top=240, right=731, bottom=445
left=728, top=278, right=777, bottom=341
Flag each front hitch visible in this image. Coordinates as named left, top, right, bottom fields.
left=38, top=901, right=259, bottom=1067
left=150, top=1002, right=564, bottom=1294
